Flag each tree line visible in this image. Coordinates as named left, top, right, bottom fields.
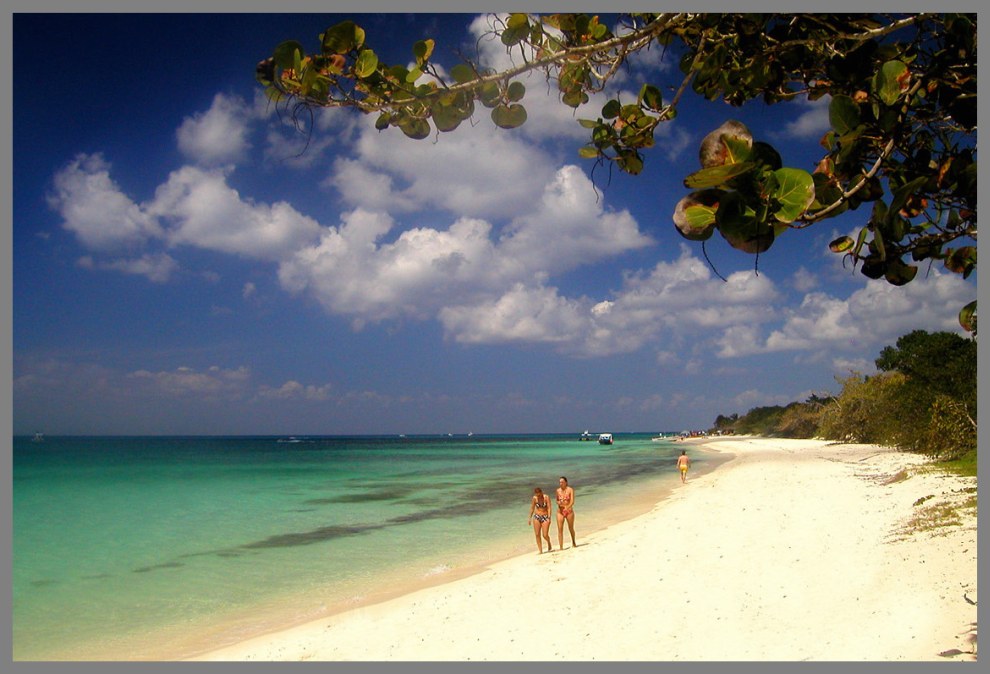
left=710, top=330, right=977, bottom=468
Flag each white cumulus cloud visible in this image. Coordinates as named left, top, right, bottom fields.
left=176, top=93, right=253, bottom=166
left=48, top=153, right=163, bottom=251
left=147, top=166, right=323, bottom=261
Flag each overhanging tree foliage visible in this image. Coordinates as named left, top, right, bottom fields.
left=257, top=13, right=977, bottom=330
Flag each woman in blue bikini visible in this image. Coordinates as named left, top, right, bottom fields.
left=528, top=487, right=553, bottom=554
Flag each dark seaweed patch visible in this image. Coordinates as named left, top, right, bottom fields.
left=133, top=561, right=185, bottom=573
left=240, top=523, right=382, bottom=549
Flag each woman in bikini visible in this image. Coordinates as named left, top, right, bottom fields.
left=555, top=476, right=577, bottom=550
left=528, top=487, right=553, bottom=553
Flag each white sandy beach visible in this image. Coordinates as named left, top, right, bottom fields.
left=190, top=437, right=977, bottom=662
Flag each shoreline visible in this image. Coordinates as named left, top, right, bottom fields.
left=190, top=436, right=977, bottom=661
left=165, top=443, right=729, bottom=661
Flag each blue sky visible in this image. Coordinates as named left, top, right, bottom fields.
left=11, top=11, right=978, bottom=436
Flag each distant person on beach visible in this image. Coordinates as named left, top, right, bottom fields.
left=556, top=476, right=577, bottom=549
left=528, top=487, right=553, bottom=554
left=677, top=450, right=690, bottom=483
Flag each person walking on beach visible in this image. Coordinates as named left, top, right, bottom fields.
left=677, top=450, right=690, bottom=483
left=556, top=476, right=577, bottom=549
left=528, top=487, right=553, bottom=554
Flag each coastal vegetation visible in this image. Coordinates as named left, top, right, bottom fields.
left=258, top=13, right=977, bottom=329
left=710, top=329, right=977, bottom=476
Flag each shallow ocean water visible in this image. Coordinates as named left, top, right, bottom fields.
left=12, top=433, right=721, bottom=659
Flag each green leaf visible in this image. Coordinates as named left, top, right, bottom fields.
left=772, top=168, right=815, bottom=223
left=479, top=82, right=501, bottom=107
left=578, top=145, right=600, bottom=159
left=958, top=300, right=977, bottom=333
left=322, top=21, right=364, bottom=55
left=507, top=81, right=526, bottom=102
left=562, top=90, right=589, bottom=108
left=874, top=60, right=910, bottom=106
left=887, top=176, right=928, bottom=220
left=683, top=162, right=755, bottom=189
left=397, top=116, right=431, bottom=140
left=715, top=191, right=774, bottom=254
left=672, top=190, right=720, bottom=241
left=751, top=142, right=782, bottom=171
left=638, top=84, right=663, bottom=111
left=829, top=95, right=861, bottom=135
left=617, top=150, right=644, bottom=175
left=450, top=64, right=476, bottom=84
left=431, top=102, right=464, bottom=132
left=501, top=13, right=530, bottom=46
left=354, top=50, right=379, bottom=79
left=491, top=103, right=527, bottom=129
left=273, top=41, right=305, bottom=70
left=375, top=113, right=391, bottom=131
left=829, top=236, right=855, bottom=253
left=722, top=135, right=752, bottom=164
left=883, top=258, right=918, bottom=286
left=602, top=99, right=621, bottom=119
left=413, top=39, right=435, bottom=65
left=860, top=258, right=887, bottom=280
left=944, top=246, right=977, bottom=278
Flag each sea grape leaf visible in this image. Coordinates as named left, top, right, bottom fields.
left=602, top=99, right=621, bottom=119
left=722, top=135, right=753, bottom=164
left=450, top=63, right=476, bottom=83
left=413, top=39, right=435, bottom=65
left=959, top=300, right=977, bottom=333
left=273, top=41, right=305, bottom=70
left=750, top=142, right=782, bottom=171
left=354, top=50, right=379, bottom=79
left=829, top=236, right=855, bottom=253
left=322, top=21, right=364, bottom=55
left=431, top=102, right=464, bottom=132
left=502, top=13, right=530, bottom=46
left=874, top=60, right=910, bottom=106
left=884, top=257, right=918, bottom=286
left=683, top=162, right=755, bottom=189
left=397, top=116, right=431, bottom=139
left=617, top=150, right=643, bottom=175
left=638, top=84, right=663, bottom=111
left=507, top=81, right=526, bottom=102
left=829, top=94, right=861, bottom=135
left=772, top=168, right=815, bottom=222
left=491, top=103, right=527, bottom=129
left=672, top=190, right=721, bottom=241
left=944, top=246, right=977, bottom=278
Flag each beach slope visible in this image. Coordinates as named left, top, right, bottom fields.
left=191, top=437, right=977, bottom=661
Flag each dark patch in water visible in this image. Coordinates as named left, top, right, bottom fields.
left=133, top=561, right=185, bottom=573
left=81, top=573, right=113, bottom=580
left=30, top=579, right=58, bottom=588
left=240, top=523, right=382, bottom=549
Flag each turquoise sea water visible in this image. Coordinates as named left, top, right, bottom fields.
left=12, top=433, right=725, bottom=660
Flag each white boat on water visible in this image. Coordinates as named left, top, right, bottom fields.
left=598, top=433, right=613, bottom=445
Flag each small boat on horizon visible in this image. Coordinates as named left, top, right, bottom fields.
left=598, top=433, right=613, bottom=445
left=31, top=432, right=44, bottom=443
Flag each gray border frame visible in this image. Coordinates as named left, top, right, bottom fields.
left=5, top=1, right=983, bottom=673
